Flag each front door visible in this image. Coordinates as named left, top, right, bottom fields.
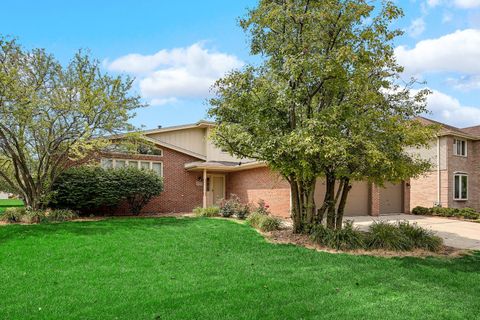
left=206, top=175, right=225, bottom=206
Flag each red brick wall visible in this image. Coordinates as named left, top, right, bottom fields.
left=226, top=167, right=291, bottom=218
left=99, top=148, right=204, bottom=214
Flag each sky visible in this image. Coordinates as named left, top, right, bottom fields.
left=1, top=0, right=479, bottom=129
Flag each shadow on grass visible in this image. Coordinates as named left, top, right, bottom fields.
left=0, top=217, right=200, bottom=244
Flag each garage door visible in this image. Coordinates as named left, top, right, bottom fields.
left=379, top=183, right=403, bottom=214
left=314, top=179, right=369, bottom=216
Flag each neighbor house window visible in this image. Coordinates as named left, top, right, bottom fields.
left=453, top=139, right=467, bottom=156
left=454, top=173, right=468, bottom=200
left=101, top=158, right=163, bottom=176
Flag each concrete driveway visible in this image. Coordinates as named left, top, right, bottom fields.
left=351, top=214, right=480, bottom=250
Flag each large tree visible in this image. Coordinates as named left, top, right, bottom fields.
left=0, top=37, right=143, bottom=209
left=208, top=0, right=436, bottom=233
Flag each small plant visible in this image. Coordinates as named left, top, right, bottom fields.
left=219, top=195, right=241, bottom=217
left=193, top=206, right=220, bottom=217
left=411, top=206, right=430, bottom=215
left=310, top=221, right=365, bottom=250
left=47, top=209, right=78, bottom=222
left=397, top=221, right=443, bottom=252
left=0, top=207, right=26, bottom=223
left=247, top=212, right=281, bottom=231
left=19, top=210, right=46, bottom=224
left=235, top=204, right=250, bottom=220
left=255, top=199, right=270, bottom=215
left=366, top=221, right=413, bottom=251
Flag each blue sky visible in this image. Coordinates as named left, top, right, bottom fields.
left=1, top=0, right=480, bottom=128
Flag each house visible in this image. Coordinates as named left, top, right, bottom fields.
left=98, top=117, right=480, bottom=217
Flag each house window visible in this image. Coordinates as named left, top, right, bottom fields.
left=454, top=173, right=468, bottom=200
left=453, top=139, right=467, bottom=156
left=101, top=158, right=163, bottom=176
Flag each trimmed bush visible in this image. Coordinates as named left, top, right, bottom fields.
left=310, top=221, right=365, bottom=250
left=235, top=204, right=250, bottom=220
left=411, top=206, right=430, bottom=215
left=51, top=166, right=163, bottom=215
left=193, top=206, right=220, bottom=217
left=458, top=208, right=479, bottom=220
left=219, top=194, right=251, bottom=219
left=366, top=221, right=413, bottom=251
left=1, top=207, right=27, bottom=223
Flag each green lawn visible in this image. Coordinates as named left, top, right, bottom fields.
left=0, top=199, right=24, bottom=213
left=0, top=218, right=479, bottom=319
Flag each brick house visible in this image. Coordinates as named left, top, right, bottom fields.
left=100, top=117, right=480, bottom=218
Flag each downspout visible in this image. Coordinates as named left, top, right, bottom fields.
left=437, top=137, right=441, bottom=206
left=203, top=169, right=207, bottom=208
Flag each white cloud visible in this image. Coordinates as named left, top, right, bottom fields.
left=425, top=0, right=480, bottom=8
left=407, top=18, right=426, bottom=37
left=442, top=12, right=453, bottom=23
left=454, top=0, right=480, bottom=8
left=422, top=89, right=480, bottom=127
left=447, top=75, right=480, bottom=91
left=395, top=29, right=480, bottom=75
left=106, top=43, right=244, bottom=104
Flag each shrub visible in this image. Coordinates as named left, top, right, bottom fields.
left=458, top=208, right=479, bottom=220
left=47, top=209, right=78, bottom=222
left=366, top=221, right=413, bottom=251
left=19, top=210, right=46, bottom=224
left=255, top=199, right=271, bottom=215
left=310, top=221, right=365, bottom=250
left=397, top=221, right=443, bottom=252
left=0, top=207, right=26, bottom=222
left=219, top=195, right=241, bottom=217
left=51, top=166, right=163, bottom=215
left=113, top=167, right=164, bottom=215
left=247, top=212, right=281, bottom=232
left=430, top=207, right=459, bottom=217
left=411, top=206, right=430, bottom=215
left=194, top=206, right=220, bottom=217
left=235, top=204, right=250, bottom=220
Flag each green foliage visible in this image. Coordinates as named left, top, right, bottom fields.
left=0, top=36, right=143, bottom=210
left=50, top=166, right=163, bottom=215
left=0, top=207, right=26, bottom=222
left=219, top=194, right=251, bottom=219
left=397, top=221, right=443, bottom=252
left=411, top=206, right=430, bottom=215
left=111, top=167, right=164, bottom=215
left=310, top=221, right=365, bottom=250
left=247, top=212, right=281, bottom=232
left=366, top=221, right=413, bottom=251
left=193, top=206, right=220, bottom=217
left=412, top=206, right=479, bottom=220
left=208, top=0, right=436, bottom=232
left=47, top=209, right=78, bottom=222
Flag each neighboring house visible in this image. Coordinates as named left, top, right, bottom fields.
left=0, top=192, right=9, bottom=200
left=98, top=117, right=480, bottom=218
left=408, top=117, right=480, bottom=212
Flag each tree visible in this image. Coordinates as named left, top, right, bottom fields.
left=0, top=37, right=143, bottom=210
left=208, top=0, right=436, bottom=233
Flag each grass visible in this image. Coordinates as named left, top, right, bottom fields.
left=0, top=218, right=479, bottom=319
left=0, top=199, right=24, bottom=213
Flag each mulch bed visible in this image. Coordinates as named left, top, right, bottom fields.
left=262, top=227, right=469, bottom=258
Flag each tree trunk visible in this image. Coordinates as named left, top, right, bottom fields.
left=325, top=171, right=336, bottom=229
left=335, top=177, right=351, bottom=229
left=289, top=176, right=317, bottom=234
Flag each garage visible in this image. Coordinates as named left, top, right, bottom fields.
left=379, top=182, right=404, bottom=214
left=314, top=179, right=369, bottom=216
